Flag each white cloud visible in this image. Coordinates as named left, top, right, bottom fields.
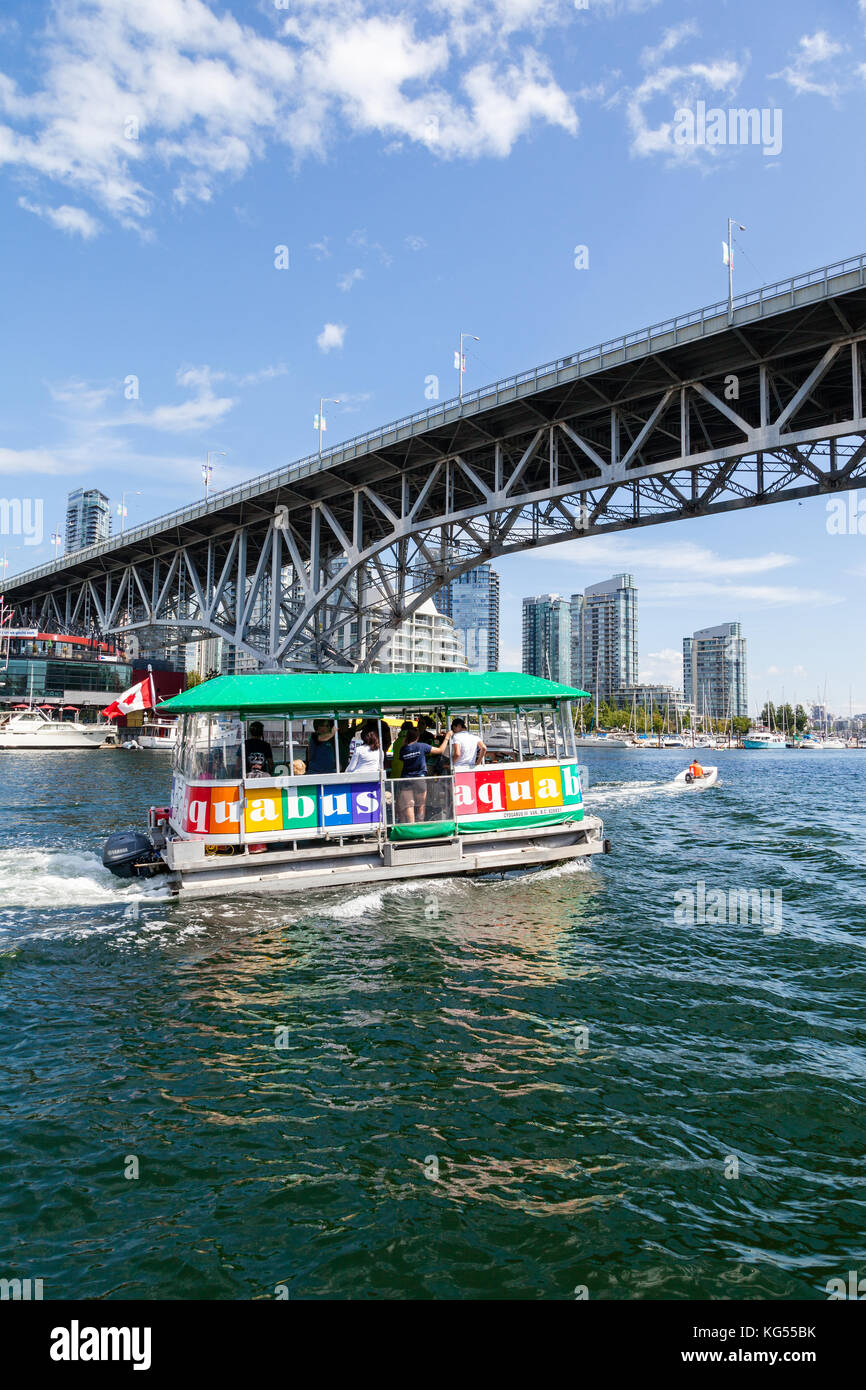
left=115, top=364, right=235, bottom=433
left=639, top=647, right=683, bottom=687
left=17, top=196, right=101, bottom=238
left=405, top=234, right=427, bottom=250
left=642, top=579, right=840, bottom=607
left=772, top=31, right=845, bottom=98
left=542, top=537, right=796, bottom=578
left=317, top=322, right=347, bottom=353
left=640, top=21, right=699, bottom=70
left=337, top=267, right=364, bottom=292
left=626, top=55, right=744, bottom=160
left=0, top=445, right=73, bottom=475
left=0, top=0, right=580, bottom=232
left=49, top=380, right=115, bottom=412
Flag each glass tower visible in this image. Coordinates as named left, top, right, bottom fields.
left=65, top=488, right=111, bottom=552
left=570, top=574, right=638, bottom=701
left=683, top=621, right=748, bottom=720
left=435, top=564, right=500, bottom=672
left=521, top=594, right=571, bottom=682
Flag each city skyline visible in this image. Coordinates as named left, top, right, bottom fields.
left=1, top=1, right=864, bottom=710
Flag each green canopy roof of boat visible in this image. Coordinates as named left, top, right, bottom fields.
left=158, top=671, right=590, bottom=716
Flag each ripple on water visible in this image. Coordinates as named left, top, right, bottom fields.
left=0, top=748, right=864, bottom=1298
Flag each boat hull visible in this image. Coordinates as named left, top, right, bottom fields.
left=161, top=817, right=608, bottom=899
left=673, top=766, right=719, bottom=787
left=0, top=728, right=110, bottom=749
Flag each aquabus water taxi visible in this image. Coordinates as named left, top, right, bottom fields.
left=102, top=673, right=608, bottom=898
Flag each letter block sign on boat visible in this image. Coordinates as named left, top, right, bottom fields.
left=322, top=782, right=381, bottom=828
left=455, top=763, right=583, bottom=828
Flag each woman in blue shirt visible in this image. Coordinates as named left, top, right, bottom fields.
left=396, top=724, right=451, bottom=823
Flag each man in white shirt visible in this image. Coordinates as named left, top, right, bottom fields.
left=450, top=717, right=486, bottom=770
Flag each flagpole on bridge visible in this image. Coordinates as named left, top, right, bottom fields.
left=725, top=218, right=746, bottom=323
left=457, top=332, right=479, bottom=403
left=317, top=398, right=340, bottom=457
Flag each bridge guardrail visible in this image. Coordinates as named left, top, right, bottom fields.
left=7, top=251, right=866, bottom=590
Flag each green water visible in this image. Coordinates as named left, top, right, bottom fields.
left=1, top=748, right=864, bottom=1299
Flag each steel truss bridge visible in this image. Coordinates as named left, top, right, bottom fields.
left=7, top=253, right=866, bottom=670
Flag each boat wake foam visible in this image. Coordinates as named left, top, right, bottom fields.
left=0, top=847, right=169, bottom=911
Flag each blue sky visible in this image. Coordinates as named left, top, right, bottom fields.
left=0, top=0, right=865, bottom=713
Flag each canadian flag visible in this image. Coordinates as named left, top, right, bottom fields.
left=102, top=673, right=157, bottom=720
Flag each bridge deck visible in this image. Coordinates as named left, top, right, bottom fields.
left=6, top=250, right=866, bottom=599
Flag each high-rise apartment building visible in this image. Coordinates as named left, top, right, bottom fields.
left=522, top=594, right=571, bottom=683
left=374, top=597, right=469, bottom=673
left=434, top=565, right=499, bottom=672
left=65, top=488, right=111, bottom=552
left=682, top=621, right=748, bottom=720
left=570, top=574, right=638, bottom=700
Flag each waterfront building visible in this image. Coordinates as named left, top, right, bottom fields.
left=373, top=597, right=468, bottom=673
left=434, top=565, right=499, bottom=672
left=0, top=630, right=132, bottom=707
left=614, top=683, right=693, bottom=720
left=522, top=594, right=571, bottom=683
left=570, top=574, right=638, bottom=701
left=682, top=621, right=748, bottom=720
left=185, top=636, right=225, bottom=681
left=65, top=488, right=111, bottom=553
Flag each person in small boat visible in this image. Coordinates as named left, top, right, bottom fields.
left=450, top=717, right=486, bottom=771
left=344, top=725, right=383, bottom=775
left=307, top=718, right=337, bottom=774
left=242, top=721, right=274, bottom=778
left=688, top=758, right=704, bottom=780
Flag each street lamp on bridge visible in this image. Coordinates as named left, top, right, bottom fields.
left=117, top=490, right=141, bottom=533
left=725, top=218, right=746, bottom=322
left=203, top=450, right=225, bottom=502
left=456, top=332, right=479, bottom=402
left=316, top=398, right=340, bottom=457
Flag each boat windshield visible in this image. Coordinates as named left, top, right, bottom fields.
left=174, top=713, right=244, bottom=779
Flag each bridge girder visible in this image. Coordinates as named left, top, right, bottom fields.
left=11, top=308, right=866, bottom=671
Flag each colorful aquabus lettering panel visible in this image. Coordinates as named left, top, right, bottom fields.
left=454, top=762, right=583, bottom=826
left=172, top=778, right=382, bottom=838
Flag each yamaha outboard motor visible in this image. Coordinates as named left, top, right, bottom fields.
left=103, top=830, right=160, bottom=879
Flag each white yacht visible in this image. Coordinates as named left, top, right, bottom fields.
left=0, top=708, right=113, bottom=749
left=743, top=727, right=786, bottom=750
left=127, top=720, right=179, bottom=751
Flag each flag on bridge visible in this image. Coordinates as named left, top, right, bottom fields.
left=314, top=413, right=326, bottom=431
left=102, top=673, right=157, bottom=720
left=722, top=241, right=731, bottom=266
left=453, top=351, right=466, bottom=372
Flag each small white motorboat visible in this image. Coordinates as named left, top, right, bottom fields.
left=0, top=707, right=113, bottom=749
left=674, top=765, right=719, bottom=788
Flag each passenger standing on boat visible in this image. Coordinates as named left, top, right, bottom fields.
left=450, top=717, right=486, bottom=771
left=307, top=718, right=337, bottom=774
left=344, top=726, right=383, bottom=775
left=396, top=724, right=452, bottom=823
left=389, top=720, right=415, bottom=778
left=241, top=721, right=274, bottom=778
left=415, top=714, right=436, bottom=747
left=362, top=716, right=392, bottom=754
